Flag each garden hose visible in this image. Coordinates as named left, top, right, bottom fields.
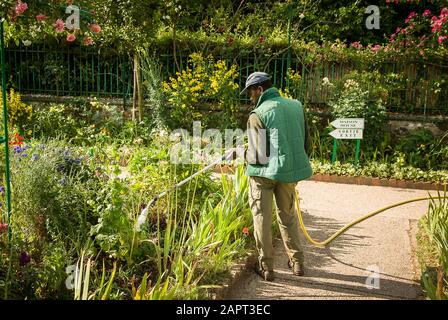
left=135, top=145, right=447, bottom=249
left=135, top=149, right=237, bottom=231
left=294, top=191, right=448, bottom=248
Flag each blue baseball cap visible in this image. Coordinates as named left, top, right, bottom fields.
left=240, top=72, right=271, bottom=95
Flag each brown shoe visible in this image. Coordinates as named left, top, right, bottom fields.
left=254, top=262, right=274, bottom=281
left=288, top=260, right=305, bottom=276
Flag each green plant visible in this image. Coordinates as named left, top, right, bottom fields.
left=162, top=52, right=240, bottom=129
left=311, top=159, right=448, bottom=183
left=328, top=76, right=387, bottom=147
left=419, top=192, right=448, bottom=300
left=0, top=88, right=32, bottom=132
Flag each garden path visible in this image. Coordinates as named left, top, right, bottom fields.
left=227, top=181, right=438, bottom=300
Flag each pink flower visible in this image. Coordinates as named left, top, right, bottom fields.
left=441, top=8, right=448, bottom=18
left=350, top=41, right=362, bottom=49
left=89, top=24, right=102, bottom=33
left=407, top=12, right=416, bottom=20
left=15, top=1, right=28, bottom=15
left=0, top=222, right=8, bottom=234
left=419, top=49, right=425, bottom=56
left=371, top=44, right=381, bottom=53
left=36, top=14, right=47, bottom=22
left=404, top=12, right=416, bottom=24
left=423, top=10, right=431, bottom=17
left=54, top=19, right=65, bottom=33
left=66, top=33, right=76, bottom=42
left=438, top=36, right=447, bottom=44
left=83, top=36, right=94, bottom=46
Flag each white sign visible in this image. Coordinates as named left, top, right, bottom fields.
left=331, top=118, right=365, bottom=129
left=329, top=128, right=363, bottom=140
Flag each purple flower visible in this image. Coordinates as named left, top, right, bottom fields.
left=59, top=178, right=66, bottom=185
left=21, top=153, right=29, bottom=157
left=19, top=252, right=31, bottom=266
left=13, top=146, right=23, bottom=154
left=0, top=186, right=5, bottom=196
left=31, top=154, right=39, bottom=161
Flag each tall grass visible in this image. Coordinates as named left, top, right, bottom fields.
left=420, top=190, right=448, bottom=300
left=133, top=163, right=251, bottom=299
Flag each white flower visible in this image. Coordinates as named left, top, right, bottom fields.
left=322, top=77, right=333, bottom=87
left=22, top=40, right=32, bottom=46
left=299, top=13, right=305, bottom=19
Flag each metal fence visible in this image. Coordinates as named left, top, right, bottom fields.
left=4, top=46, right=448, bottom=116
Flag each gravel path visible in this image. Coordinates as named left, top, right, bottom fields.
left=227, top=181, right=437, bottom=300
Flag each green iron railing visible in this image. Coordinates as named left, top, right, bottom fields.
left=3, top=46, right=448, bottom=116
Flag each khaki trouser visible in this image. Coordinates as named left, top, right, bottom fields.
left=248, top=176, right=304, bottom=271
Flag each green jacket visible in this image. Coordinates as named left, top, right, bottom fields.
left=246, top=87, right=313, bottom=183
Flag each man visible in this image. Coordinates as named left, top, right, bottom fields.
left=237, top=71, right=313, bottom=281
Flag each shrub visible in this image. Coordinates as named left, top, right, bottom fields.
left=0, top=88, right=32, bottom=133
left=162, top=52, right=240, bottom=129
left=328, top=74, right=387, bottom=146
left=1, top=139, right=101, bottom=298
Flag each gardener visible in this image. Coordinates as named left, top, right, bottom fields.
left=233, top=71, right=313, bottom=281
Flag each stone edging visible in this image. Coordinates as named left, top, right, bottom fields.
left=210, top=250, right=257, bottom=300
left=311, top=173, right=447, bottom=191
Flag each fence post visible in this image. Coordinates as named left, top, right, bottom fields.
left=1, top=19, right=12, bottom=244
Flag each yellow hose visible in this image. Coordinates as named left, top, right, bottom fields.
left=294, top=190, right=447, bottom=248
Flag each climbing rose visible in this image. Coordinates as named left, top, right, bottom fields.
left=15, top=1, right=28, bottom=15
left=405, top=12, right=416, bottom=24
left=442, top=8, right=448, bottom=17
left=0, top=222, right=7, bottom=234
left=423, top=10, right=431, bottom=17
left=351, top=41, right=362, bottom=49
left=55, top=19, right=65, bottom=33
left=438, top=36, right=447, bottom=44
left=371, top=44, right=381, bottom=53
left=36, top=14, right=47, bottom=22
left=83, top=36, right=94, bottom=46
left=89, top=24, right=101, bottom=33
left=66, top=33, right=76, bottom=42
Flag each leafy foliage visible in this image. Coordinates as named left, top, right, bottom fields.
left=162, top=52, right=239, bottom=129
